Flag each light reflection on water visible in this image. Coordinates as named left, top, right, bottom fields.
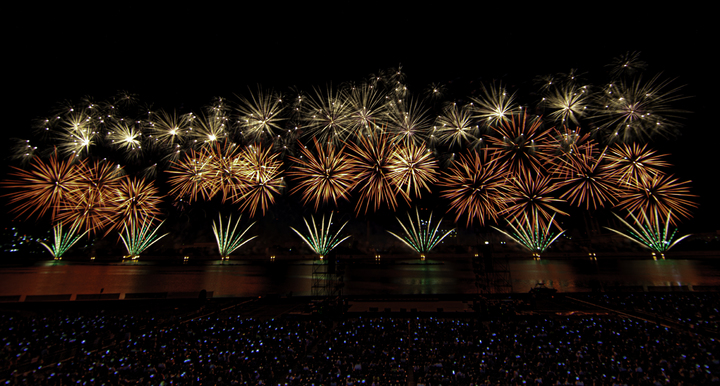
left=0, top=257, right=718, bottom=297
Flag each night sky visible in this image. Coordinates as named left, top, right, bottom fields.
left=15, top=6, right=718, bottom=234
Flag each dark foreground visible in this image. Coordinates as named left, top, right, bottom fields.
left=1, top=292, right=719, bottom=385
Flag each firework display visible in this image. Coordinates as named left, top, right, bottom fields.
left=39, top=222, right=89, bottom=260
left=211, top=214, right=257, bottom=260
left=4, top=53, right=701, bottom=259
left=388, top=208, right=454, bottom=258
left=605, top=210, right=691, bottom=257
left=291, top=213, right=350, bottom=258
left=491, top=211, right=566, bottom=259
left=119, top=219, right=168, bottom=260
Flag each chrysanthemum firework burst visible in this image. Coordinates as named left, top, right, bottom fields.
left=604, top=143, right=670, bottom=186
left=236, top=86, right=287, bottom=142
left=388, top=141, right=438, bottom=201
left=109, top=176, right=164, bottom=231
left=147, top=110, right=191, bottom=149
left=486, top=112, right=553, bottom=178
left=234, top=144, right=284, bottom=217
left=287, top=138, right=355, bottom=210
left=555, top=146, right=619, bottom=210
left=434, top=103, right=477, bottom=149
left=437, top=150, right=508, bottom=226
left=55, top=160, right=124, bottom=234
left=615, top=173, right=697, bottom=225
left=469, top=82, right=519, bottom=127
left=594, top=74, right=687, bottom=142
left=541, top=84, right=590, bottom=126
left=2, top=151, right=83, bottom=221
left=346, top=132, right=401, bottom=214
left=302, top=86, right=353, bottom=146
left=502, top=173, right=568, bottom=224
left=386, top=97, right=432, bottom=145
left=167, top=149, right=215, bottom=203
left=205, top=141, right=247, bottom=203
left=344, top=83, right=388, bottom=137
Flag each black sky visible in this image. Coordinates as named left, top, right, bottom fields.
left=18, top=6, right=718, bottom=232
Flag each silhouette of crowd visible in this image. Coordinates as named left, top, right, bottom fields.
left=2, top=294, right=719, bottom=385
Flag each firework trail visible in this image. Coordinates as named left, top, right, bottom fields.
left=290, top=212, right=350, bottom=258
left=492, top=210, right=565, bottom=258
left=119, top=218, right=168, bottom=259
left=387, top=208, right=453, bottom=258
left=212, top=213, right=257, bottom=259
left=39, top=222, right=89, bottom=260
left=605, top=209, right=690, bottom=255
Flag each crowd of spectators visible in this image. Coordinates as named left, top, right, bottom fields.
left=572, top=292, right=720, bottom=334
left=1, top=293, right=718, bottom=385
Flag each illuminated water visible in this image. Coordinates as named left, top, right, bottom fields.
left=0, top=257, right=719, bottom=298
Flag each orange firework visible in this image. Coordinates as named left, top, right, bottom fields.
left=234, top=144, right=284, bottom=217
left=486, top=112, right=553, bottom=178
left=546, top=126, right=597, bottom=180
left=604, top=143, right=670, bottom=186
left=287, top=138, right=355, bottom=210
left=55, top=160, right=124, bottom=234
left=437, top=150, right=509, bottom=226
left=555, top=146, right=619, bottom=210
left=1, top=151, right=82, bottom=221
left=346, top=132, right=401, bottom=214
left=205, top=141, right=247, bottom=203
left=615, top=173, right=697, bottom=225
left=167, top=148, right=215, bottom=203
left=388, top=141, right=439, bottom=201
left=109, top=176, right=163, bottom=231
left=502, top=173, right=568, bottom=224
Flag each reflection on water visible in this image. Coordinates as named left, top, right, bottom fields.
left=1, top=257, right=719, bottom=297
